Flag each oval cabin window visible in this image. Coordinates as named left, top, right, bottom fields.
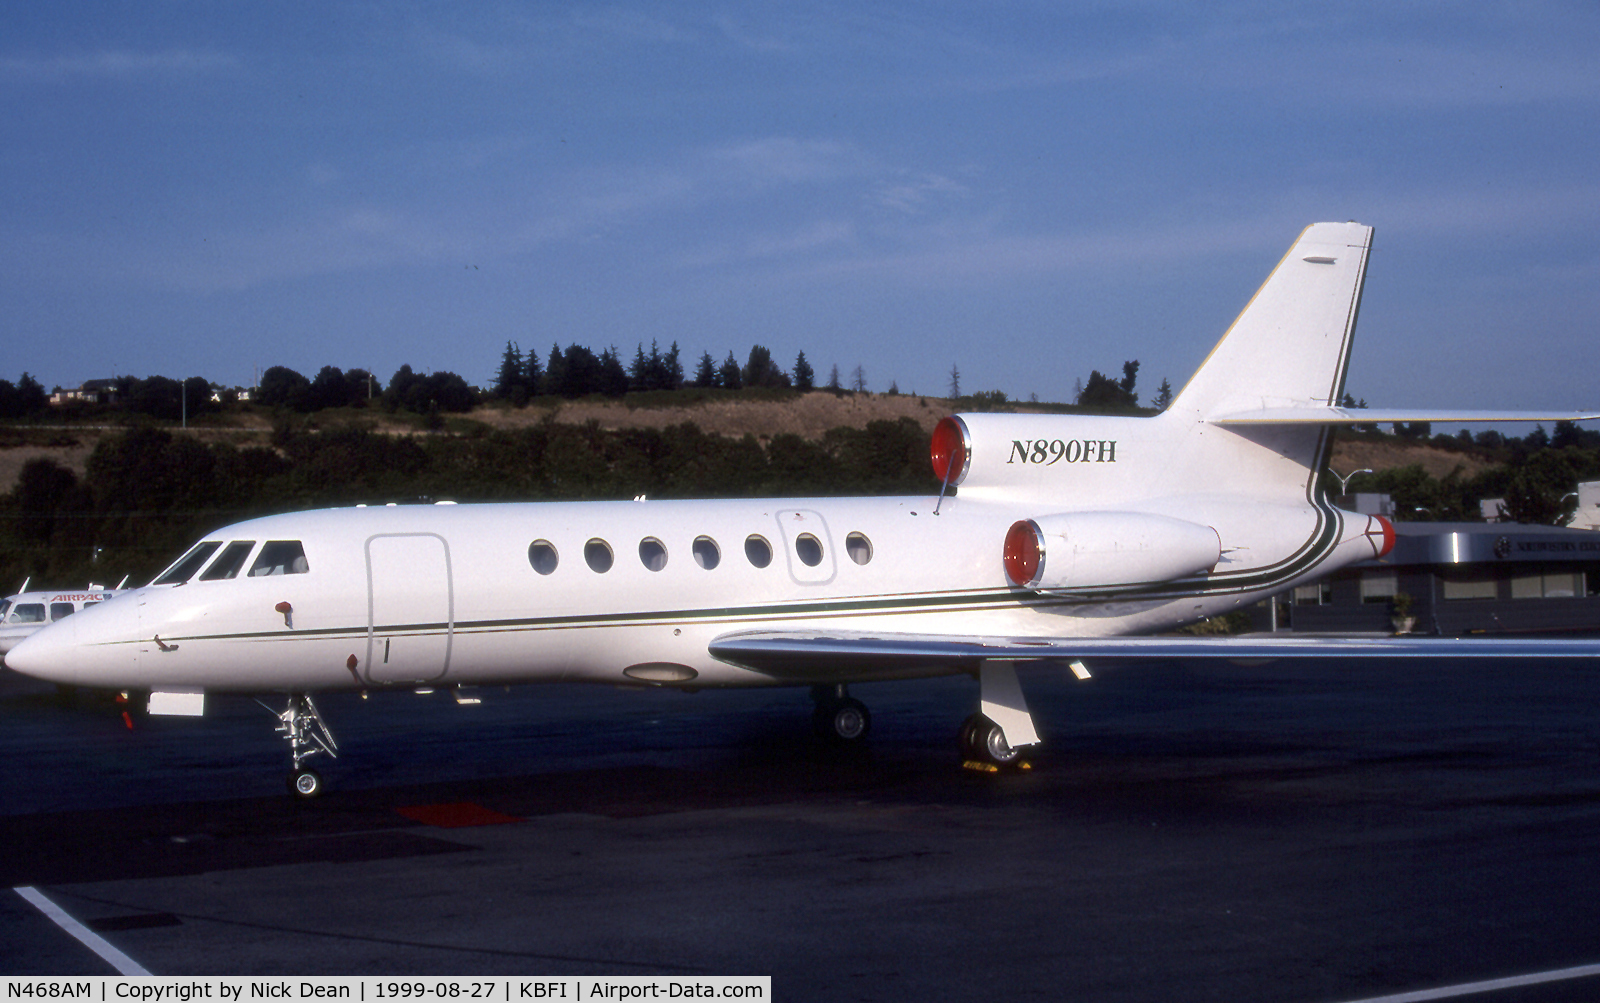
left=585, top=539, right=614, bottom=573
left=693, top=536, right=721, bottom=570
left=845, top=532, right=872, bottom=565
left=528, top=540, right=559, bottom=575
left=745, top=535, right=773, bottom=568
left=795, top=533, right=824, bottom=567
left=639, top=538, right=668, bottom=572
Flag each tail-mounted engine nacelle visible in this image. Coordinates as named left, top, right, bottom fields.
left=1003, top=511, right=1223, bottom=593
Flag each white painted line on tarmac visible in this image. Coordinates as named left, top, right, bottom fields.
left=1333, top=961, right=1600, bottom=1002
left=13, top=885, right=152, bottom=976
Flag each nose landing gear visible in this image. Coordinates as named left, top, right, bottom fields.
left=257, top=693, right=338, bottom=798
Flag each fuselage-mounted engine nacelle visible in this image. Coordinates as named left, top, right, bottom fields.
left=1002, top=511, right=1223, bottom=594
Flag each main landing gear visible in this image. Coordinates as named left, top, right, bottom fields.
left=812, top=684, right=871, bottom=741
left=257, top=693, right=338, bottom=798
left=809, top=660, right=1056, bottom=770
left=958, top=713, right=1023, bottom=767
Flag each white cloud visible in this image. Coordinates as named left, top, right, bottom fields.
left=0, top=48, right=239, bottom=80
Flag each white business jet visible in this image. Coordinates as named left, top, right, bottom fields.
left=9, top=222, right=1598, bottom=797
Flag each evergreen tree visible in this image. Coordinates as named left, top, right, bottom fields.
left=719, top=352, right=743, bottom=390
left=598, top=347, right=629, bottom=397
left=827, top=364, right=842, bottom=391
left=947, top=364, right=960, bottom=398
left=523, top=345, right=542, bottom=395
left=793, top=351, right=814, bottom=390
left=741, top=345, right=789, bottom=388
left=693, top=351, right=718, bottom=387
left=493, top=342, right=524, bottom=398
left=629, top=343, right=651, bottom=391
left=1152, top=377, right=1173, bottom=411
left=851, top=365, right=867, bottom=393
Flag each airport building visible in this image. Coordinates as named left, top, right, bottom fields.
left=1273, top=517, right=1600, bottom=636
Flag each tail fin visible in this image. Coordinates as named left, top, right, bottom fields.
left=1169, top=222, right=1372, bottom=422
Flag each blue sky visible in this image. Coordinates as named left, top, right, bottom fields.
left=3, top=3, right=1597, bottom=414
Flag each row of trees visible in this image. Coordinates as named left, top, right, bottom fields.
left=491, top=341, right=826, bottom=403
left=1, top=417, right=940, bottom=588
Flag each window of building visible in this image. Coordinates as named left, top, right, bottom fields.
left=1588, top=570, right=1600, bottom=597
left=1512, top=571, right=1584, bottom=599
left=528, top=540, right=559, bottom=575
left=154, top=541, right=222, bottom=585
left=693, top=536, right=720, bottom=570
left=585, top=539, right=614, bottom=573
left=1359, top=569, right=1397, bottom=604
left=639, top=538, right=667, bottom=572
left=249, top=541, right=309, bottom=577
left=1440, top=574, right=1497, bottom=601
left=846, top=532, right=872, bottom=566
left=745, top=535, right=773, bottom=568
left=794, top=533, right=824, bottom=567
left=200, top=541, right=256, bottom=581
left=1293, top=581, right=1331, bottom=605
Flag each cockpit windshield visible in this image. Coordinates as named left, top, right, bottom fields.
left=150, top=538, right=309, bottom=585
left=199, top=540, right=256, bottom=581
left=249, top=541, right=309, bottom=577
left=152, top=541, right=222, bottom=586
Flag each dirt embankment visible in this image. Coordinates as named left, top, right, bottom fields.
left=474, top=391, right=957, bottom=441
left=1329, top=438, right=1492, bottom=481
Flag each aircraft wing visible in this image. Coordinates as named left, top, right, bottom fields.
left=708, top=629, right=1600, bottom=681
left=1208, top=407, right=1600, bottom=425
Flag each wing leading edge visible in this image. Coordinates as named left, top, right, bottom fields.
left=709, top=629, right=1600, bottom=682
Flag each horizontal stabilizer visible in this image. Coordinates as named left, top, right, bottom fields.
left=710, top=629, right=1599, bottom=681
left=1208, top=407, right=1600, bottom=426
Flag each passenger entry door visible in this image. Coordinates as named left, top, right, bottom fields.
left=365, top=533, right=453, bottom=685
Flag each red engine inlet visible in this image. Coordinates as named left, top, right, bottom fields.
left=930, top=416, right=971, bottom=486
left=1003, top=520, right=1042, bottom=587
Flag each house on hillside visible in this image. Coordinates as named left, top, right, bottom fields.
left=49, top=379, right=120, bottom=405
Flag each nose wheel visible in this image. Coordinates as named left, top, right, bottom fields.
left=258, top=693, right=337, bottom=798
left=289, top=767, right=324, bottom=798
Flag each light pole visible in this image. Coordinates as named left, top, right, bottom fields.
left=1332, top=468, right=1373, bottom=495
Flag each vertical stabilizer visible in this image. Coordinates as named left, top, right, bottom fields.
left=1169, top=222, right=1372, bottom=422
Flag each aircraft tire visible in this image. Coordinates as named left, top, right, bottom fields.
left=960, top=714, right=1021, bottom=765
left=815, top=698, right=871, bottom=741
left=289, top=767, right=324, bottom=799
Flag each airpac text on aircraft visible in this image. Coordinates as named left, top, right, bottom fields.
left=1006, top=438, right=1117, bottom=465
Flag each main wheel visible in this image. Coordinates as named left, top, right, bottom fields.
left=959, top=714, right=1021, bottom=765
left=814, top=697, right=871, bottom=741
left=288, top=767, right=324, bottom=799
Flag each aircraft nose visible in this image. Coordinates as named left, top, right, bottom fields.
left=5, top=618, right=81, bottom=684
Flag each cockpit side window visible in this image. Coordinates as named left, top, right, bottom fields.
left=200, top=541, right=257, bottom=581
left=153, top=541, right=223, bottom=585
left=250, top=541, right=309, bottom=577
left=11, top=603, right=45, bottom=624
